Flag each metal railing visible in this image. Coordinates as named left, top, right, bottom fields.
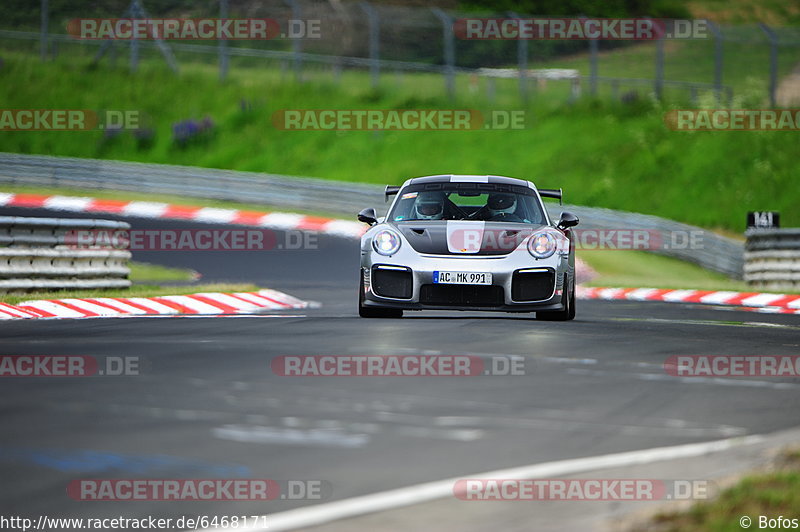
left=0, top=152, right=744, bottom=278
left=745, top=229, right=800, bottom=290
left=0, top=214, right=131, bottom=291
left=0, top=152, right=380, bottom=215
left=553, top=205, right=743, bottom=279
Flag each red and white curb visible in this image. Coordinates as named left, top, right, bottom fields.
left=0, top=193, right=366, bottom=239
left=578, top=286, right=800, bottom=314
left=4, top=192, right=797, bottom=316
left=0, top=289, right=308, bottom=320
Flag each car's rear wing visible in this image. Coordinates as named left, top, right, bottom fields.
left=386, top=183, right=562, bottom=204
left=538, top=188, right=563, bottom=205
left=385, top=185, right=401, bottom=202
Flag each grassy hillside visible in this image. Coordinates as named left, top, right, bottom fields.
left=687, top=0, right=800, bottom=25
left=0, top=48, right=796, bottom=232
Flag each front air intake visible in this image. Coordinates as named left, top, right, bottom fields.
left=511, top=269, right=555, bottom=301
left=371, top=266, right=413, bottom=299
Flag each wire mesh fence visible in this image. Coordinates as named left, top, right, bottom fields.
left=2, top=1, right=800, bottom=105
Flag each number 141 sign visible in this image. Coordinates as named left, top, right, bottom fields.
left=747, top=211, right=780, bottom=229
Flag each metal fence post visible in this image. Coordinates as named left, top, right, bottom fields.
left=284, top=0, right=303, bottom=80
left=219, top=0, right=229, bottom=80
left=570, top=77, right=581, bottom=101
left=509, top=12, right=528, bottom=104
left=706, top=20, right=724, bottom=104
left=128, top=0, right=140, bottom=73
left=655, top=31, right=664, bottom=101
left=333, top=60, right=342, bottom=83
left=129, top=0, right=174, bottom=74
left=40, top=0, right=48, bottom=61
left=130, top=30, right=139, bottom=73
left=141, top=3, right=179, bottom=73
left=360, top=2, right=380, bottom=89
left=431, top=7, right=455, bottom=100
left=581, top=15, right=598, bottom=97
left=759, top=23, right=778, bottom=107
left=96, top=0, right=178, bottom=74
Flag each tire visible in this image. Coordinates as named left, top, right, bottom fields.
left=358, top=270, right=403, bottom=318
left=536, top=276, right=575, bottom=321
left=566, top=281, right=576, bottom=320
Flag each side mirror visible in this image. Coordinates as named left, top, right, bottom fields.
left=557, top=211, right=579, bottom=230
left=358, top=207, right=378, bottom=226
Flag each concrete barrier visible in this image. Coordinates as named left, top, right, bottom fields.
left=745, top=228, right=800, bottom=290
left=0, top=216, right=131, bottom=292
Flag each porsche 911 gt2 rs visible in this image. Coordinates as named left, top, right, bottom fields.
left=357, top=175, right=579, bottom=320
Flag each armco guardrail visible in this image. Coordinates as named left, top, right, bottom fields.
left=555, top=205, right=744, bottom=279
left=744, top=229, right=800, bottom=290
left=0, top=215, right=131, bottom=291
left=0, top=153, right=743, bottom=278
left=0, top=152, right=380, bottom=216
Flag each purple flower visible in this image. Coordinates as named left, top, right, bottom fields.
left=172, top=117, right=215, bottom=146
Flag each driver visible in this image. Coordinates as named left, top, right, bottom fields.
left=486, top=193, right=517, bottom=218
left=414, top=192, right=445, bottom=220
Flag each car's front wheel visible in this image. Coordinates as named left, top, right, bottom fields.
left=536, top=276, right=575, bottom=321
left=358, top=270, right=403, bottom=318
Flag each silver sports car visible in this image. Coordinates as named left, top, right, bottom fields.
left=357, top=175, right=579, bottom=320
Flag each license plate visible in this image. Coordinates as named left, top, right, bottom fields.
left=433, top=271, right=492, bottom=285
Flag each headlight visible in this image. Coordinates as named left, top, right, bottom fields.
left=527, top=231, right=556, bottom=259
left=372, top=230, right=401, bottom=256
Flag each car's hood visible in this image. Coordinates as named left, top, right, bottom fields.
left=391, top=221, right=548, bottom=256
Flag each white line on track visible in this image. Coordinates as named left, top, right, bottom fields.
left=567, top=368, right=800, bottom=390
left=606, top=316, right=800, bottom=330
left=196, top=434, right=762, bottom=532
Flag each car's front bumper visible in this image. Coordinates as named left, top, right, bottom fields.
left=361, top=250, right=571, bottom=312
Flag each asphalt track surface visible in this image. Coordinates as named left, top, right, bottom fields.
left=1, top=207, right=799, bottom=529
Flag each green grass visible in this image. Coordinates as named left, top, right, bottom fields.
left=0, top=282, right=260, bottom=306
left=642, top=449, right=800, bottom=532
left=687, top=0, right=800, bottom=25
left=128, top=261, right=196, bottom=283
left=537, top=37, right=797, bottom=102
left=581, top=249, right=799, bottom=293
left=0, top=46, right=797, bottom=234
left=0, top=259, right=251, bottom=305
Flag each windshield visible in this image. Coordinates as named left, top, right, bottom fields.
left=388, top=182, right=546, bottom=224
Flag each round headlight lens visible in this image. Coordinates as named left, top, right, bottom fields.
left=372, top=230, right=401, bottom=256
left=528, top=231, right=556, bottom=259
